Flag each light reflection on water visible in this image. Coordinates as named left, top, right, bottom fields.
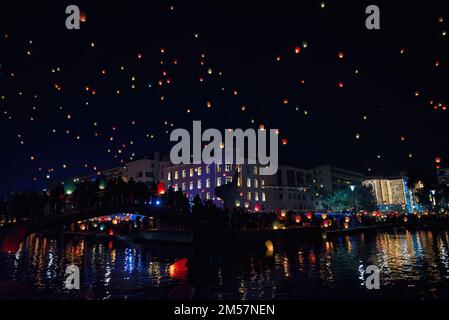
left=1, top=229, right=449, bottom=299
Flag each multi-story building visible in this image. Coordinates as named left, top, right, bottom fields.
left=438, top=168, right=449, bottom=187
left=163, top=162, right=269, bottom=211
left=362, top=177, right=418, bottom=213
left=124, top=152, right=170, bottom=186
left=262, top=165, right=315, bottom=211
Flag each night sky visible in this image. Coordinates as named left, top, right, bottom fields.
left=0, top=0, right=448, bottom=196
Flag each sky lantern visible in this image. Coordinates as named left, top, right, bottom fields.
left=295, top=214, right=302, bottom=224
left=294, top=46, right=301, bottom=54
left=265, top=240, right=274, bottom=252
left=321, top=213, right=327, bottom=220
left=80, top=11, right=87, bottom=23
left=283, top=98, right=289, bottom=105
left=338, top=51, right=344, bottom=59
left=157, top=181, right=166, bottom=195
left=435, top=156, right=442, bottom=164
left=338, top=82, right=344, bottom=88
left=306, top=212, right=313, bottom=220
left=400, top=135, right=406, bottom=141
left=169, top=258, right=188, bottom=279
left=282, top=138, right=288, bottom=145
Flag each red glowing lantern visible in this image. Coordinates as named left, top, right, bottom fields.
left=306, top=212, right=313, bottom=220
left=157, top=181, right=166, bottom=195
left=295, top=214, right=302, bottom=224
left=169, top=258, right=188, bottom=279
left=338, top=82, right=344, bottom=88
left=254, top=204, right=261, bottom=212
left=282, top=138, right=288, bottom=145
left=108, top=229, right=114, bottom=236
left=435, top=156, right=442, bottom=164
left=294, top=46, right=301, bottom=55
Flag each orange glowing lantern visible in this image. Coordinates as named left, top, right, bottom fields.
left=169, top=258, right=188, bottom=279
left=435, top=156, right=442, bottom=164
left=345, top=216, right=350, bottom=223
left=306, top=212, right=313, bottom=220
left=80, top=11, right=87, bottom=23
left=321, top=213, right=327, bottom=220
left=295, top=215, right=302, bottom=224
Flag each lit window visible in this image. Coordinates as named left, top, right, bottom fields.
left=225, top=164, right=232, bottom=172
left=237, top=177, right=241, bottom=187
left=226, top=176, right=233, bottom=184
left=189, top=168, right=194, bottom=177
left=189, top=181, right=193, bottom=190
left=206, top=192, right=211, bottom=200
left=247, top=192, right=251, bottom=201
left=217, top=177, right=222, bottom=187
left=255, top=192, right=259, bottom=201
left=197, top=167, right=202, bottom=176
left=262, top=192, right=266, bottom=202
left=206, top=165, right=210, bottom=174
left=247, top=178, right=251, bottom=188
left=167, top=172, right=172, bottom=181
left=254, top=179, right=258, bottom=188
left=182, top=183, right=186, bottom=191
left=182, top=170, right=186, bottom=178
left=254, top=166, right=258, bottom=175
left=217, top=164, right=221, bottom=173
left=197, top=180, right=202, bottom=189
left=174, top=171, right=179, bottom=180
left=261, top=180, right=265, bottom=186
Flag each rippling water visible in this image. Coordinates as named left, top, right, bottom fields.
left=1, top=229, right=449, bottom=300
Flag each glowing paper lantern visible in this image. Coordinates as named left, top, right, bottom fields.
left=345, top=216, right=350, bottom=223
left=295, top=215, right=302, bottom=224
left=169, top=258, right=188, bottom=279
left=80, top=11, right=87, bottom=23
left=321, top=213, right=327, bottom=220
left=282, top=138, right=288, bottom=145
left=80, top=224, right=86, bottom=231
left=157, top=181, right=166, bottom=195
left=294, top=46, right=301, bottom=54
left=435, top=156, right=442, bottom=164
left=306, top=212, right=313, bottom=220
left=112, top=219, right=118, bottom=225
left=109, top=229, right=114, bottom=236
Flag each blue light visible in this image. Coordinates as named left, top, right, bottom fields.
left=156, top=200, right=161, bottom=206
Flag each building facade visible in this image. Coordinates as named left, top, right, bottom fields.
left=262, top=165, right=316, bottom=211
left=362, top=177, right=417, bottom=213
left=163, top=163, right=269, bottom=211
left=124, top=152, right=170, bottom=186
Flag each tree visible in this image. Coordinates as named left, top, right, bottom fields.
left=323, top=185, right=376, bottom=212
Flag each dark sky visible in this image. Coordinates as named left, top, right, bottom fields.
left=0, top=0, right=448, bottom=196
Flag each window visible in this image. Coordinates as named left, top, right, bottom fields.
left=137, top=172, right=143, bottom=178
left=262, top=192, right=266, bottom=202
left=189, top=168, right=194, bottom=177
left=174, top=184, right=178, bottom=192
left=197, top=180, right=202, bottom=189
left=217, top=177, right=222, bottom=187
left=279, top=193, right=283, bottom=200
left=246, top=178, right=251, bottom=188
left=197, top=167, right=202, bottom=176
left=189, top=181, right=193, bottom=190
left=206, top=179, right=211, bottom=188
left=206, top=192, right=211, bottom=200
left=237, top=177, right=241, bottom=187
left=174, top=171, right=179, bottom=180
left=225, top=164, right=232, bottom=172
left=182, top=183, right=186, bottom=191
left=253, top=166, right=258, bottom=175
left=288, top=194, right=291, bottom=200
left=206, top=165, right=210, bottom=174
left=247, top=192, right=252, bottom=201
left=167, top=172, right=172, bottom=181
left=255, top=192, right=259, bottom=201
left=226, top=176, right=233, bottom=184
left=217, top=164, right=221, bottom=173
left=145, top=172, right=152, bottom=178
left=260, top=180, right=265, bottom=186
left=254, top=179, right=258, bottom=188
left=182, top=170, right=186, bottom=178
